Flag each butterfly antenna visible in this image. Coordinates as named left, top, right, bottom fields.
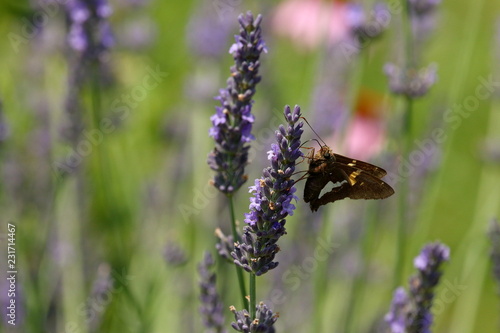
left=300, top=138, right=322, bottom=149
left=300, top=117, right=327, bottom=147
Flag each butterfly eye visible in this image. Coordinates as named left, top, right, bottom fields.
left=324, top=152, right=331, bottom=159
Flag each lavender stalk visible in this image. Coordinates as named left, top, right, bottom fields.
left=232, top=105, right=303, bottom=319
left=207, top=12, right=266, bottom=195
left=387, top=0, right=441, bottom=288
left=385, top=242, right=450, bottom=333
left=198, top=252, right=227, bottom=333
left=230, top=302, right=278, bottom=333
left=488, top=218, right=500, bottom=294
left=207, top=11, right=266, bottom=311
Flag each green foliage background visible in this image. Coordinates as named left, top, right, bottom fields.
left=0, top=0, right=499, bottom=332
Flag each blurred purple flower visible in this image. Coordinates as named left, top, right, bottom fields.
left=187, top=1, right=235, bottom=59
left=412, top=14, right=438, bottom=45
left=479, top=138, right=500, bottom=163
left=348, top=2, right=390, bottom=43
left=232, top=105, right=303, bottom=276
left=87, top=263, right=113, bottom=331
left=309, top=39, right=351, bottom=137
left=385, top=0, right=440, bottom=98
left=413, top=242, right=450, bottom=273
left=61, top=0, right=116, bottom=161
left=65, top=0, right=115, bottom=57
left=407, top=243, right=449, bottom=332
left=111, top=0, right=156, bottom=51
left=489, top=218, right=500, bottom=293
left=409, top=0, right=441, bottom=16
left=385, top=287, right=410, bottom=333
left=409, top=0, right=442, bottom=48
left=230, top=302, right=278, bottom=333
left=207, top=12, right=266, bottom=194
left=0, top=100, right=9, bottom=144
left=163, top=242, right=188, bottom=266
left=384, top=63, right=438, bottom=98
left=116, top=16, right=157, bottom=50
left=385, top=242, right=450, bottom=333
left=198, top=252, right=227, bottom=333
left=310, top=79, right=348, bottom=136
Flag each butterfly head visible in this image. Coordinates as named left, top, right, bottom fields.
left=318, top=146, right=335, bottom=162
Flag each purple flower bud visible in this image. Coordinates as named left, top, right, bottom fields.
left=414, top=242, right=450, bottom=272
left=215, top=228, right=235, bottom=263
left=230, top=302, right=278, bottom=332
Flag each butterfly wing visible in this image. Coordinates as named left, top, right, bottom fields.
left=332, top=153, right=388, bottom=178
left=304, top=166, right=346, bottom=207
left=304, top=162, right=394, bottom=212
left=332, top=162, right=395, bottom=200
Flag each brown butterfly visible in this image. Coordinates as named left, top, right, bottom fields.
left=303, top=145, right=395, bottom=212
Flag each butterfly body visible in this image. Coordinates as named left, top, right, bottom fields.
left=304, top=146, right=395, bottom=212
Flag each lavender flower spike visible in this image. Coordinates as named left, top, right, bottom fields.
left=385, top=242, right=450, bottom=333
left=489, top=218, right=500, bottom=292
left=232, top=105, right=303, bottom=276
left=230, top=302, right=278, bottom=333
left=208, top=12, right=267, bottom=194
left=384, top=63, right=437, bottom=98
left=65, top=0, right=114, bottom=58
left=408, top=0, right=441, bottom=17
left=385, top=287, right=410, bottom=333
left=198, top=252, right=227, bottom=333
left=408, top=242, right=449, bottom=333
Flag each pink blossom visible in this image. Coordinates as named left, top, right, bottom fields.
left=343, top=90, right=387, bottom=160
left=322, top=89, right=387, bottom=161
left=272, top=0, right=353, bottom=51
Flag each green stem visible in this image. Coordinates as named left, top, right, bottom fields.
left=122, top=281, right=150, bottom=333
left=249, top=273, right=256, bottom=319
left=228, top=195, right=249, bottom=310
left=343, top=203, right=378, bottom=332
left=393, top=0, right=415, bottom=289
left=312, top=207, right=334, bottom=332
left=401, top=0, right=415, bottom=68
left=394, top=96, right=413, bottom=288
